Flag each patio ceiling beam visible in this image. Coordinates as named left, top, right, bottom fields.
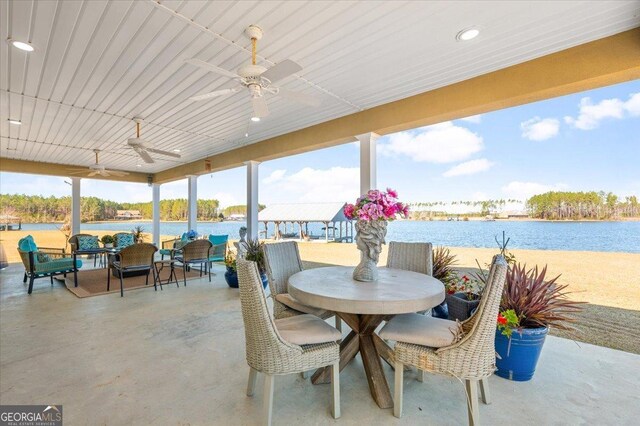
left=153, top=28, right=640, bottom=184
left=0, top=158, right=151, bottom=183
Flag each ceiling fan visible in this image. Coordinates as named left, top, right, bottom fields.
left=186, top=25, right=320, bottom=119
left=127, top=118, right=181, bottom=164
left=67, top=150, right=129, bottom=177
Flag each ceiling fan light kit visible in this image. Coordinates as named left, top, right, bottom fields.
left=187, top=25, right=320, bottom=122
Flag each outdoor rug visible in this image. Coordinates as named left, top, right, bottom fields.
left=63, top=266, right=205, bottom=298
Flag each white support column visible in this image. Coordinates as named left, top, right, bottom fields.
left=71, top=177, right=81, bottom=235
left=152, top=183, right=160, bottom=246
left=245, top=161, right=260, bottom=240
left=187, top=175, right=198, bottom=232
left=356, top=132, right=379, bottom=195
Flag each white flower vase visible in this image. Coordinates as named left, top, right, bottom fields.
left=353, top=220, right=387, bottom=282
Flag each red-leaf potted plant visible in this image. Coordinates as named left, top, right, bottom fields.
left=494, top=264, right=584, bottom=381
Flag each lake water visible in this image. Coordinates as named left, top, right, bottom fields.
left=21, top=220, right=640, bottom=253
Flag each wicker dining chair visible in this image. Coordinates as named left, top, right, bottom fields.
left=380, top=255, right=508, bottom=425
left=386, top=241, right=433, bottom=276
left=263, top=241, right=341, bottom=331
left=108, top=243, right=158, bottom=297
left=237, top=258, right=341, bottom=425
left=174, top=239, right=212, bottom=286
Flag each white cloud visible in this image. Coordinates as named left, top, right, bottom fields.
left=379, top=122, right=484, bottom=163
left=262, top=169, right=286, bottom=185
left=261, top=167, right=359, bottom=203
left=520, top=117, right=560, bottom=141
left=212, top=192, right=239, bottom=208
left=501, top=181, right=569, bottom=200
left=564, top=92, right=639, bottom=130
left=443, top=158, right=494, bottom=177
left=460, top=114, right=482, bottom=123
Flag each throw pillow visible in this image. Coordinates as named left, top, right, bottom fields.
left=116, top=233, right=134, bottom=248
left=37, top=253, right=51, bottom=263
left=78, top=236, right=100, bottom=250
left=18, top=235, right=38, bottom=252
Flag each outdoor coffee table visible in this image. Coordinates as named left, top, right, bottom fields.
left=288, top=266, right=444, bottom=409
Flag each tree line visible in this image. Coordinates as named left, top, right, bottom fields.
left=0, top=194, right=223, bottom=222
left=526, top=191, right=639, bottom=220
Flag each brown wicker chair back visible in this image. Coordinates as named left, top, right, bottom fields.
left=117, top=243, right=157, bottom=268
left=181, top=239, right=212, bottom=262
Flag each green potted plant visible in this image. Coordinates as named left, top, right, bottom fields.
left=244, top=238, right=268, bottom=288
left=224, top=250, right=239, bottom=288
left=101, top=234, right=114, bottom=248
left=494, top=263, right=584, bottom=381
left=132, top=225, right=145, bottom=243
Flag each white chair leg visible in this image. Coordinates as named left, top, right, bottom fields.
left=418, top=369, right=427, bottom=382
left=247, top=368, right=258, bottom=397
left=334, top=316, right=342, bottom=332
left=300, top=370, right=310, bottom=379
left=479, top=378, right=491, bottom=404
left=263, top=374, right=275, bottom=426
left=331, top=361, right=341, bottom=419
left=394, top=359, right=404, bottom=418
left=464, top=380, right=479, bottom=426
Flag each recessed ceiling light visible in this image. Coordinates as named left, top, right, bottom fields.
left=8, top=119, right=21, bottom=125
left=7, top=39, right=35, bottom=52
left=250, top=117, right=260, bottom=122
left=245, top=133, right=249, bottom=138
left=173, top=149, right=181, bottom=153
left=456, top=28, right=480, bottom=41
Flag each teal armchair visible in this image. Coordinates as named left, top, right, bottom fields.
left=208, top=234, right=228, bottom=277
left=17, top=235, right=82, bottom=294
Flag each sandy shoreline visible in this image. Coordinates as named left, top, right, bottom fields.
left=3, top=229, right=639, bottom=354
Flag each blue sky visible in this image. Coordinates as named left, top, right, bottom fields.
left=1, top=80, right=638, bottom=207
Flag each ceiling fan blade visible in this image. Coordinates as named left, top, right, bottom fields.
left=67, top=170, right=89, bottom=175
left=276, top=87, right=321, bottom=107
left=260, top=59, right=302, bottom=84
left=146, top=148, right=182, bottom=159
left=133, top=147, right=155, bottom=164
left=190, top=88, right=239, bottom=101
left=251, top=96, right=270, bottom=118
left=88, top=171, right=100, bottom=177
left=185, top=58, right=238, bottom=79
left=105, top=170, right=130, bottom=177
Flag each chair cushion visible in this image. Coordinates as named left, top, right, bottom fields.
left=275, top=314, right=341, bottom=345
left=35, top=258, right=82, bottom=274
left=208, top=234, right=228, bottom=245
left=275, top=293, right=329, bottom=318
left=78, top=235, right=100, bottom=250
left=116, top=234, right=135, bottom=248
left=18, top=235, right=37, bottom=252
left=159, top=249, right=172, bottom=256
left=379, top=313, right=462, bottom=348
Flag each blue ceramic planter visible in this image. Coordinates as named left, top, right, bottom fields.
left=495, top=326, right=548, bottom=381
left=225, top=267, right=239, bottom=288
left=225, top=267, right=268, bottom=289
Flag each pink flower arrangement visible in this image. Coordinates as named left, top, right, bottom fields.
left=344, top=188, right=409, bottom=222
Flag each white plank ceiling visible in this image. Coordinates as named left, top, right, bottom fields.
left=1, top=0, right=639, bottom=174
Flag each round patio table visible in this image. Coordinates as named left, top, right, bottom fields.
left=288, top=266, right=444, bottom=409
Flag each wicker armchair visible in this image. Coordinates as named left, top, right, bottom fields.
left=237, top=258, right=341, bottom=425
left=386, top=241, right=433, bottom=275
left=263, top=242, right=341, bottom=330
left=108, top=243, right=157, bottom=297
left=68, top=233, right=94, bottom=253
left=174, top=239, right=212, bottom=286
left=160, top=236, right=189, bottom=260
left=382, top=255, right=508, bottom=424
left=18, top=235, right=80, bottom=294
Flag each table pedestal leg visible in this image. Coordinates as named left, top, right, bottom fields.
left=311, top=313, right=393, bottom=409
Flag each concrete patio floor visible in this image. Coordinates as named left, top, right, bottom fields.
left=1, top=262, right=639, bottom=425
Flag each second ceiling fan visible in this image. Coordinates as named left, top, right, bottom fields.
left=186, top=25, right=320, bottom=119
